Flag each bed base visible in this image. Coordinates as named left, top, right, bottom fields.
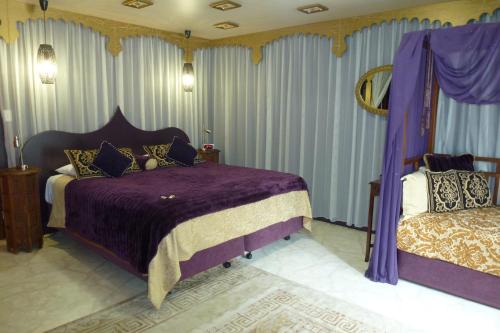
left=397, top=250, right=500, bottom=309
left=63, top=217, right=303, bottom=282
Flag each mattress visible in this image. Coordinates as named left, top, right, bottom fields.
left=47, top=162, right=312, bottom=308
left=397, top=206, right=500, bottom=277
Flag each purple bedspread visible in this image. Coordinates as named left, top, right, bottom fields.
left=65, top=162, right=308, bottom=273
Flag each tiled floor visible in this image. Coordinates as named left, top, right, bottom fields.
left=0, top=221, right=498, bottom=333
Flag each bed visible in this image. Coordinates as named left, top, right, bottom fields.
left=398, top=207, right=500, bottom=277
left=23, top=107, right=313, bottom=308
left=396, top=156, right=500, bottom=309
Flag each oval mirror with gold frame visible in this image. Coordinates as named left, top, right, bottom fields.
left=355, top=64, right=393, bottom=117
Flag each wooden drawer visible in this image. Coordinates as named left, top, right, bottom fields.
left=0, top=167, right=42, bottom=253
left=2, top=176, right=36, bottom=196
left=197, top=149, right=220, bottom=164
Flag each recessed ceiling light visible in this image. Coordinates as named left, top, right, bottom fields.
left=210, top=1, right=241, bottom=11
left=213, top=22, right=240, bottom=30
left=297, top=4, right=329, bottom=14
left=122, top=0, right=153, bottom=9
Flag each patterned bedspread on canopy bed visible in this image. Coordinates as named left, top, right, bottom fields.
left=397, top=207, right=500, bottom=277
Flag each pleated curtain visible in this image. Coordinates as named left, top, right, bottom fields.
left=205, top=19, right=445, bottom=227
left=0, top=11, right=499, bottom=226
left=0, top=19, right=202, bottom=166
left=0, top=19, right=116, bottom=137
left=115, top=36, right=202, bottom=144
left=203, top=13, right=499, bottom=226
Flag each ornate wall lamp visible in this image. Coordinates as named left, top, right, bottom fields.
left=37, top=0, right=57, bottom=84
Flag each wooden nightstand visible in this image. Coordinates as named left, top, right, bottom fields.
left=197, top=149, right=220, bottom=164
left=0, top=167, right=43, bottom=253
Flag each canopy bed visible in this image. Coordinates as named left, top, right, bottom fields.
left=365, top=22, right=500, bottom=309
left=22, top=108, right=313, bottom=309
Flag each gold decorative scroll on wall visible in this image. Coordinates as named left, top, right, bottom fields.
left=0, top=0, right=499, bottom=64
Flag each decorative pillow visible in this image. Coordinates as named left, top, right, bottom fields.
left=91, top=141, right=132, bottom=178
left=456, top=171, right=492, bottom=209
left=135, top=154, right=158, bottom=171
left=143, top=144, right=177, bottom=168
left=118, top=148, right=141, bottom=174
left=65, top=146, right=140, bottom=179
left=426, top=170, right=464, bottom=213
left=64, top=149, right=103, bottom=179
left=55, top=164, right=77, bottom=177
left=423, top=153, right=474, bottom=172
left=135, top=154, right=149, bottom=170
left=166, top=136, right=197, bottom=167
left=401, top=167, right=428, bottom=219
left=194, top=153, right=206, bottom=165
left=144, top=158, right=158, bottom=170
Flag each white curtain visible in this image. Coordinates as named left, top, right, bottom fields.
left=114, top=36, right=202, bottom=144
left=204, top=13, right=499, bottom=227
left=436, top=99, right=500, bottom=158
left=371, top=72, right=392, bottom=108
left=0, top=19, right=203, bottom=166
left=1, top=12, right=498, bottom=226
left=205, top=19, right=443, bottom=227
left=0, top=19, right=116, bottom=138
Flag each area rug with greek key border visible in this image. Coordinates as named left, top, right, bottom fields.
left=46, top=261, right=410, bottom=333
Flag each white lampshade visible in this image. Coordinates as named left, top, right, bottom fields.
left=37, top=43, right=57, bottom=84
left=182, top=62, right=194, bottom=92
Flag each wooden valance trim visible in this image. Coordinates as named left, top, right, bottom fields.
left=1, top=0, right=499, bottom=63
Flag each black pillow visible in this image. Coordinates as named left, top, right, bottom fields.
left=166, top=137, right=197, bottom=167
left=423, top=153, right=474, bottom=172
left=91, top=141, right=132, bottom=177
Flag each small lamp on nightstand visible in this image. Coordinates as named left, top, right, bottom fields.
left=13, top=135, right=28, bottom=171
left=202, top=128, right=213, bottom=151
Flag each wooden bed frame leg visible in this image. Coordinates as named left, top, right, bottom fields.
left=284, top=235, right=291, bottom=240
left=223, top=261, right=231, bottom=268
left=245, top=252, right=253, bottom=259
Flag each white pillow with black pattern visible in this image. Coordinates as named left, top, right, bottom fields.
left=425, top=170, right=464, bottom=213
left=456, top=171, right=492, bottom=209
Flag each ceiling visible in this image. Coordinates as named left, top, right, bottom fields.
left=18, top=0, right=447, bottom=39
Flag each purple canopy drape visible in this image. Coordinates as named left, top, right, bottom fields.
left=366, top=23, right=500, bottom=284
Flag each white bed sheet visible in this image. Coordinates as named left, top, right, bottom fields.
left=45, top=174, right=64, bottom=204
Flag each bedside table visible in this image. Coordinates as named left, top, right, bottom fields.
left=197, top=149, right=220, bottom=164
left=365, top=179, right=380, bottom=262
left=0, top=167, right=43, bottom=253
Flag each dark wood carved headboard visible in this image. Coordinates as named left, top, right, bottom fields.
left=22, top=106, right=190, bottom=229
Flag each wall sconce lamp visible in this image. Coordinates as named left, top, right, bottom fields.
left=37, top=0, right=57, bottom=84
left=182, top=30, right=194, bottom=92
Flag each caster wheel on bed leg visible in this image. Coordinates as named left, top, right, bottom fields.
left=223, top=261, right=231, bottom=268
left=245, top=252, right=253, bottom=259
left=284, top=235, right=291, bottom=241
